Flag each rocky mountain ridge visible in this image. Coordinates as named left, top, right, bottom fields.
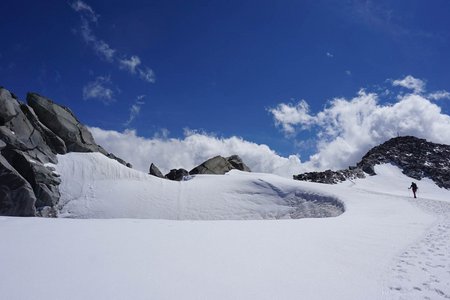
left=294, top=136, right=450, bottom=189
left=0, top=87, right=130, bottom=216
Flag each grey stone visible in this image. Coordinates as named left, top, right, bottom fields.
left=294, top=136, right=450, bottom=189
left=226, top=155, right=251, bottom=172
left=149, top=163, right=164, bottom=178
left=165, top=168, right=189, bottom=181
left=0, top=154, right=36, bottom=216
left=1, top=149, right=60, bottom=209
left=0, top=91, right=57, bottom=164
left=27, top=92, right=103, bottom=153
left=0, top=88, right=20, bottom=125
left=20, top=104, right=67, bottom=154
left=190, top=156, right=233, bottom=175
left=190, top=155, right=251, bottom=175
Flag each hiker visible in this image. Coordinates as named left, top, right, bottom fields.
left=408, top=182, right=418, bottom=198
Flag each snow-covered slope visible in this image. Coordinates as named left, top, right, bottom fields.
left=1, top=153, right=449, bottom=300
left=54, top=152, right=344, bottom=219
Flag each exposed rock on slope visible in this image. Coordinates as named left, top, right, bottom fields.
left=0, top=87, right=130, bottom=216
left=149, top=155, right=251, bottom=181
left=165, top=168, right=189, bottom=181
left=149, top=163, right=164, bottom=178
left=189, top=155, right=251, bottom=175
left=294, top=136, right=450, bottom=189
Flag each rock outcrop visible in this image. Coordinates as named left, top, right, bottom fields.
left=152, top=155, right=251, bottom=181
left=189, top=155, right=251, bottom=175
left=165, top=168, right=189, bottom=181
left=294, top=136, right=450, bottom=189
left=149, top=163, right=164, bottom=178
left=0, top=87, right=130, bottom=216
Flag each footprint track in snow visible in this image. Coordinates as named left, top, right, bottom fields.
left=384, top=198, right=450, bottom=299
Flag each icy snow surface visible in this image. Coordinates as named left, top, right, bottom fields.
left=1, top=152, right=449, bottom=300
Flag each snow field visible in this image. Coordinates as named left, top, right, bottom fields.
left=1, top=153, right=449, bottom=299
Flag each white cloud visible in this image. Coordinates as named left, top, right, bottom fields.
left=79, top=18, right=116, bottom=61
left=269, top=86, right=450, bottom=170
left=82, top=76, right=115, bottom=103
left=86, top=75, right=450, bottom=177
left=89, top=127, right=304, bottom=177
left=392, top=75, right=425, bottom=93
left=345, top=70, right=352, bottom=76
left=268, top=100, right=315, bottom=135
left=124, top=95, right=145, bottom=126
left=326, top=52, right=334, bottom=58
left=139, top=67, right=156, bottom=83
left=70, top=1, right=155, bottom=83
left=70, top=0, right=98, bottom=22
left=120, top=55, right=141, bottom=74
left=427, top=90, right=450, bottom=100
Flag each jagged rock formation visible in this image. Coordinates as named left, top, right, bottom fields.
left=149, top=163, right=164, bottom=178
left=0, top=87, right=130, bottom=216
left=294, top=136, right=450, bottom=189
left=189, top=155, right=251, bottom=175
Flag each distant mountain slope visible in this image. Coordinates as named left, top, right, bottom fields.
left=294, top=136, right=450, bottom=189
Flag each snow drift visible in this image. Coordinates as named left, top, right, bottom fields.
left=53, top=152, right=344, bottom=219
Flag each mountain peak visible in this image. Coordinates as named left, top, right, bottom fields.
left=294, top=136, right=450, bottom=189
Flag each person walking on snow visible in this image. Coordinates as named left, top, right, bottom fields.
left=409, top=182, right=418, bottom=198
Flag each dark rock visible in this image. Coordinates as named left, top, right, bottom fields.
left=0, top=86, right=132, bottom=216
left=189, top=155, right=251, bottom=175
left=1, top=91, right=57, bottom=164
left=106, top=152, right=132, bottom=168
left=1, top=149, right=60, bottom=209
left=165, top=168, right=189, bottom=181
left=226, top=155, right=251, bottom=172
left=0, top=88, right=20, bottom=125
left=190, top=156, right=234, bottom=175
left=0, top=154, right=36, bottom=216
left=20, top=104, right=67, bottom=154
left=294, top=136, right=450, bottom=189
left=149, top=163, right=164, bottom=178
left=27, top=92, right=106, bottom=154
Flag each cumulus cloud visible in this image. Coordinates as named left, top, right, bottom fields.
left=326, top=52, right=334, bottom=58
left=86, top=74, right=450, bottom=177
left=269, top=80, right=450, bottom=170
left=89, top=127, right=304, bottom=177
left=70, top=1, right=155, bottom=83
left=392, top=75, right=425, bottom=93
left=268, top=100, right=315, bottom=135
left=124, top=95, right=145, bottom=126
left=82, top=76, right=115, bottom=103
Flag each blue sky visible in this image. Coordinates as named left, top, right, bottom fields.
left=2, top=0, right=450, bottom=174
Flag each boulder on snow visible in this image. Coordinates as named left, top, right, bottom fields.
left=165, top=168, right=189, bottom=181
left=149, top=163, right=164, bottom=178
left=226, top=155, right=251, bottom=172
left=0, top=154, right=36, bottom=216
left=189, top=155, right=251, bottom=175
